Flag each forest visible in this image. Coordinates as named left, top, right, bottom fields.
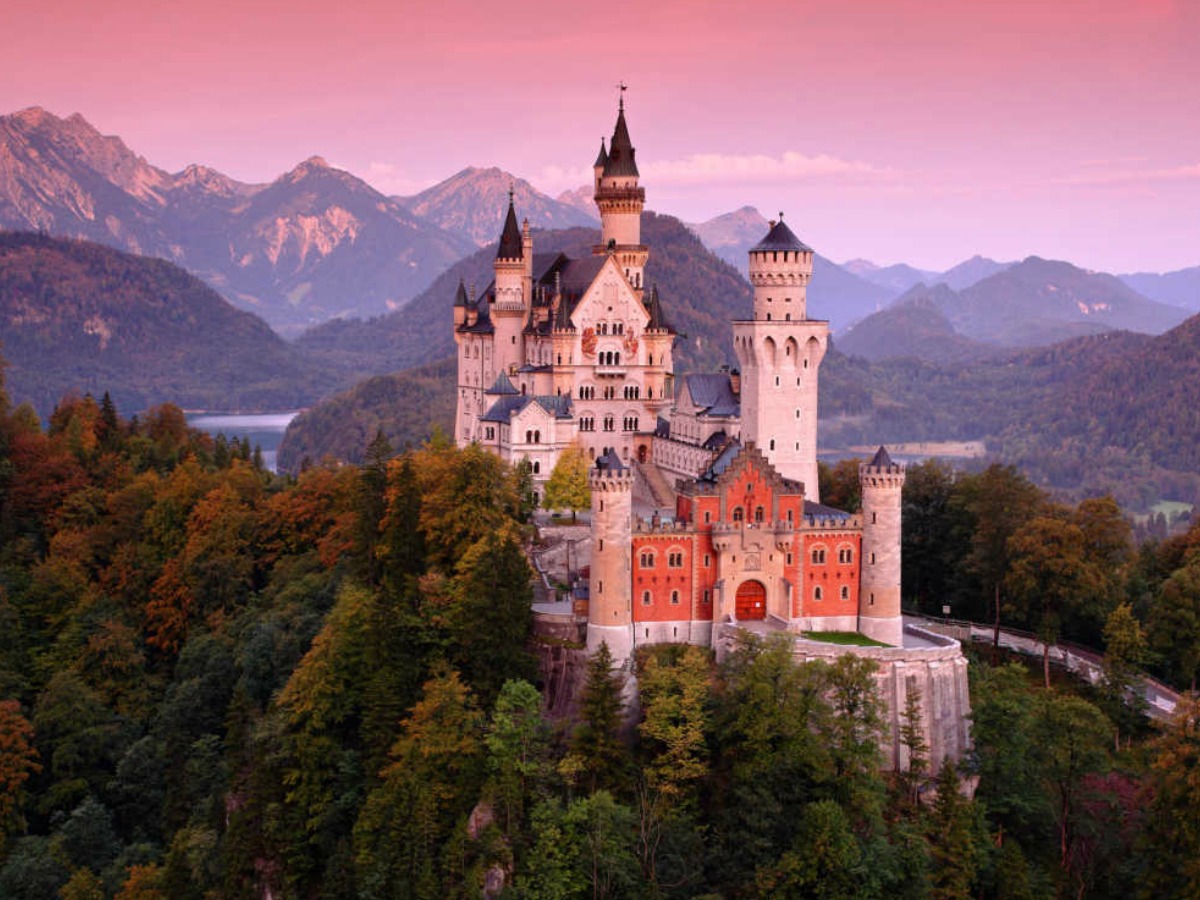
left=2, top=366, right=1200, bottom=898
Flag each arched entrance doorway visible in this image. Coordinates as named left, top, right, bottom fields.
left=637, top=444, right=648, bottom=464
left=735, top=580, right=767, bottom=620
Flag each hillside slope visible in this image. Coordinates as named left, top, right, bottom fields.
left=0, top=232, right=333, bottom=416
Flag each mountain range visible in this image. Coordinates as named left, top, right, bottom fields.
left=838, top=257, right=1190, bottom=360
left=396, top=166, right=597, bottom=245
left=0, top=232, right=333, bottom=416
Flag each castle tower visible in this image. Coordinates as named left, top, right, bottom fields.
left=732, top=216, right=829, bottom=499
left=493, top=193, right=528, bottom=376
left=593, top=95, right=647, bottom=299
left=587, top=450, right=635, bottom=664
left=859, top=446, right=906, bottom=646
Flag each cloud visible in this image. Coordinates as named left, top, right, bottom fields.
left=644, top=151, right=892, bottom=186
left=1057, top=162, right=1200, bottom=186
left=534, top=151, right=891, bottom=194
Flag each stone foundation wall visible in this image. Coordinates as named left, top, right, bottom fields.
left=714, top=623, right=971, bottom=771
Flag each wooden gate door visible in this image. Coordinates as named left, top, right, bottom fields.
left=735, top=580, right=767, bottom=620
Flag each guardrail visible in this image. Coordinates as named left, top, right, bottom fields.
left=903, top=610, right=1182, bottom=722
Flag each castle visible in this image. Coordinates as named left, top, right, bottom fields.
left=458, top=99, right=970, bottom=767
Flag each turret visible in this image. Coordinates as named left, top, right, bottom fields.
left=731, top=215, right=829, bottom=497
left=748, top=214, right=815, bottom=321
left=452, top=278, right=469, bottom=329
left=593, top=94, right=648, bottom=298
left=859, top=446, right=905, bottom=646
left=587, top=449, right=635, bottom=664
left=593, top=138, right=608, bottom=192
left=493, top=191, right=527, bottom=375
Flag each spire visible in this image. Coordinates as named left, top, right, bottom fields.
left=603, top=93, right=639, bottom=178
left=497, top=189, right=523, bottom=259
left=554, top=295, right=573, bottom=331
left=453, top=278, right=468, bottom=307
left=868, top=445, right=896, bottom=469
left=594, top=137, right=608, bottom=169
left=645, top=283, right=669, bottom=330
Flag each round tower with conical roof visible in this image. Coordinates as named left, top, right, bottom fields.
left=593, top=95, right=647, bottom=299
left=587, top=449, right=635, bottom=664
left=859, top=446, right=906, bottom=646
left=493, top=192, right=529, bottom=377
left=732, top=216, right=829, bottom=499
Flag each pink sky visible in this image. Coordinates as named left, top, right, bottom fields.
left=2, top=0, right=1198, bottom=272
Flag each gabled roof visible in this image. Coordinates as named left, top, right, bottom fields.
left=481, top=395, right=528, bottom=423
left=485, top=372, right=520, bottom=395
left=479, top=394, right=573, bottom=424
left=751, top=216, right=812, bottom=253
left=683, top=373, right=740, bottom=418
left=497, top=196, right=523, bottom=260
left=602, top=101, right=639, bottom=178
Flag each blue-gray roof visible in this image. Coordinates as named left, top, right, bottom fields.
left=751, top=217, right=812, bottom=253
left=485, top=372, right=520, bottom=395
left=683, top=373, right=740, bottom=418
left=480, top=394, right=573, bottom=424
left=595, top=448, right=628, bottom=473
left=699, top=440, right=743, bottom=482
left=803, top=500, right=854, bottom=523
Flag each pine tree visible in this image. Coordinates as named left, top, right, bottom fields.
left=571, top=642, right=628, bottom=795
left=928, top=760, right=976, bottom=900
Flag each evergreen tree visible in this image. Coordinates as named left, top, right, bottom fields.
left=571, top=642, right=629, bottom=795
left=927, top=760, right=977, bottom=900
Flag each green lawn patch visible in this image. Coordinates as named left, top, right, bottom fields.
left=802, top=631, right=889, bottom=647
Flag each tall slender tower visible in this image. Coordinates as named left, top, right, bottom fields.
left=732, top=216, right=828, bottom=500
left=859, top=446, right=906, bottom=646
left=587, top=450, right=635, bottom=664
left=493, top=193, right=528, bottom=377
left=593, top=94, right=647, bottom=298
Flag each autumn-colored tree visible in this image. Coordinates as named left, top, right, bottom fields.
left=542, top=443, right=590, bottom=520
left=114, top=863, right=167, bottom=899
left=1005, top=512, right=1105, bottom=687
left=0, top=700, right=39, bottom=846
left=354, top=665, right=486, bottom=898
left=1140, top=697, right=1200, bottom=899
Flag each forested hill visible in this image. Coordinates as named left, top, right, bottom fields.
left=295, top=212, right=753, bottom=382
left=0, top=232, right=335, bottom=416
left=276, top=356, right=456, bottom=471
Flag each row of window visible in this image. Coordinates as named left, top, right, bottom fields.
left=812, top=585, right=852, bottom=601
left=578, top=416, right=639, bottom=433
left=639, top=550, right=686, bottom=568
left=810, top=546, right=855, bottom=565
left=596, top=321, right=626, bottom=335
left=598, top=351, right=623, bottom=366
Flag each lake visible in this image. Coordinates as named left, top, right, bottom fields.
left=186, top=411, right=300, bottom=473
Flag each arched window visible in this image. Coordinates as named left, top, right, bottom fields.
left=811, top=547, right=827, bottom=565
left=640, top=551, right=655, bottom=568
left=670, top=590, right=680, bottom=605
left=642, top=590, right=652, bottom=606
left=754, top=506, right=765, bottom=523
left=525, top=430, right=532, bottom=443
left=838, top=546, right=854, bottom=564
left=840, top=585, right=850, bottom=600
left=732, top=506, right=744, bottom=523
left=814, top=585, right=823, bottom=601
left=534, top=430, right=540, bottom=443
left=532, top=461, right=540, bottom=474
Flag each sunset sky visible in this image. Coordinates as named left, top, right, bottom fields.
left=3, top=0, right=1198, bottom=272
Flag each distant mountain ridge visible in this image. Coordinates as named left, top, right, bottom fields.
left=0, top=232, right=334, bottom=416
left=0, top=107, right=475, bottom=335
left=838, top=256, right=1189, bottom=361
left=396, top=167, right=597, bottom=245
